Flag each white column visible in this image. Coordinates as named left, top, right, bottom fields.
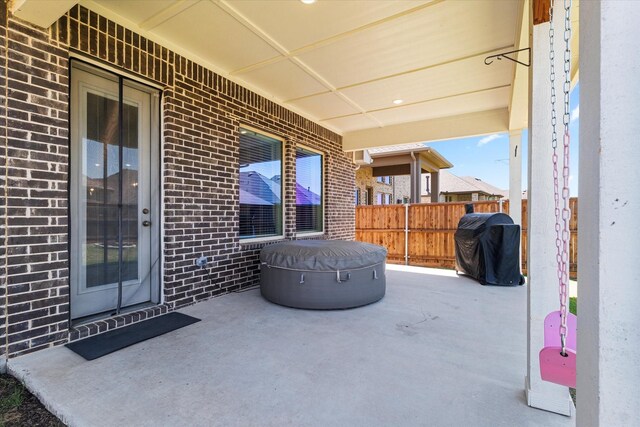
left=524, top=16, right=574, bottom=416
left=578, top=2, right=640, bottom=426
left=430, top=171, right=439, bottom=203
left=508, top=130, right=523, bottom=225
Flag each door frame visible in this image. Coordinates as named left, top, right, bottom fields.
left=69, top=59, right=162, bottom=322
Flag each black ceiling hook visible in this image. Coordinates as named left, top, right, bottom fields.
left=484, top=48, right=531, bottom=67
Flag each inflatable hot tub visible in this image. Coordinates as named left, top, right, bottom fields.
left=260, top=240, right=387, bottom=309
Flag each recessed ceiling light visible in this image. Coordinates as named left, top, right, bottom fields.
left=301, top=0, right=316, bottom=4
left=393, top=99, right=404, bottom=105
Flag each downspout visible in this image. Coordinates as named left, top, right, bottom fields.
left=410, top=151, right=418, bottom=204
left=405, top=152, right=419, bottom=265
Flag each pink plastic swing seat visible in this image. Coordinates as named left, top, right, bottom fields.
left=539, top=310, right=578, bottom=387
left=540, top=347, right=576, bottom=388
left=543, top=311, right=577, bottom=350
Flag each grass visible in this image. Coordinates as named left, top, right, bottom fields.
left=570, top=297, right=577, bottom=315
left=0, top=374, right=64, bottom=427
left=0, top=376, right=24, bottom=426
left=0, top=377, right=24, bottom=414
left=569, top=297, right=577, bottom=405
left=85, top=244, right=137, bottom=265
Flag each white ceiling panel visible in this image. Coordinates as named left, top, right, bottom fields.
left=288, top=92, right=361, bottom=121
left=94, top=0, right=182, bottom=25
left=340, top=55, right=514, bottom=111
left=322, top=114, right=380, bottom=134
left=150, top=1, right=282, bottom=72
left=237, top=60, right=328, bottom=101
left=83, top=0, right=543, bottom=138
left=296, top=0, right=519, bottom=88
left=225, top=0, right=432, bottom=53
left=369, top=86, right=511, bottom=127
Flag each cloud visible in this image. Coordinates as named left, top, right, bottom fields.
left=477, top=134, right=501, bottom=147
left=571, top=105, right=579, bottom=121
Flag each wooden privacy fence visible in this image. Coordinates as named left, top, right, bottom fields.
left=355, top=198, right=578, bottom=279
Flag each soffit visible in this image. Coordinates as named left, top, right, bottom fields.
left=83, top=0, right=576, bottom=143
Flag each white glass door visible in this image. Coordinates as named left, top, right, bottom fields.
left=70, top=63, right=158, bottom=320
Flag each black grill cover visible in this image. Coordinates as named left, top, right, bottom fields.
left=454, top=212, right=524, bottom=286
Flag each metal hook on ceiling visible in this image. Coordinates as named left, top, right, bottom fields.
left=484, top=48, right=531, bottom=67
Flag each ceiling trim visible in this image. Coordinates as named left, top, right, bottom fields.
left=228, top=0, right=445, bottom=77
left=284, top=44, right=515, bottom=104
left=321, top=84, right=511, bottom=121
left=343, top=108, right=510, bottom=151
left=138, top=0, right=198, bottom=31
left=78, top=0, right=343, bottom=134
left=213, top=0, right=383, bottom=127
left=508, top=0, right=530, bottom=130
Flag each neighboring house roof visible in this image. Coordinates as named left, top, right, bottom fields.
left=427, top=170, right=507, bottom=198
left=296, top=183, right=321, bottom=205
left=239, top=189, right=272, bottom=206
left=239, top=170, right=321, bottom=206
left=366, top=143, right=453, bottom=171
left=240, top=171, right=281, bottom=204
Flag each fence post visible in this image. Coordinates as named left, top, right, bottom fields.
left=404, top=203, right=409, bottom=265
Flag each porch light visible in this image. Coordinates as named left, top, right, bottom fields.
left=393, top=99, right=403, bottom=105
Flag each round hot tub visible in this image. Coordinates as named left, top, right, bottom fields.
left=259, top=240, right=387, bottom=310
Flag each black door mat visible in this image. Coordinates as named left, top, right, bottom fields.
left=66, top=312, right=201, bottom=360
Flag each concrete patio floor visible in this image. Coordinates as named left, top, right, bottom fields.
left=8, top=265, right=575, bottom=427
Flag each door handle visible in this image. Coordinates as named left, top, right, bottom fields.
left=142, top=220, right=151, bottom=227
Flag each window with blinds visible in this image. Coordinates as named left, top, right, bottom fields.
left=239, top=128, right=283, bottom=239
left=296, top=146, right=323, bottom=233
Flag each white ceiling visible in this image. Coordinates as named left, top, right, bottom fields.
left=84, top=0, right=524, bottom=138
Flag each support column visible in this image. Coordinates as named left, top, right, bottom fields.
left=578, top=2, right=640, bottom=426
left=430, top=171, right=439, bottom=203
left=524, top=10, right=574, bottom=416
left=409, top=153, right=421, bottom=203
left=508, top=130, right=523, bottom=225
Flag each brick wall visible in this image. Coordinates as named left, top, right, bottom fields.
left=1, top=4, right=355, bottom=358
left=0, top=1, right=6, bottom=361
left=1, top=2, right=70, bottom=358
left=355, top=167, right=394, bottom=205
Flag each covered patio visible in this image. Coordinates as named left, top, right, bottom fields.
left=9, top=266, right=572, bottom=427
left=1, top=0, right=639, bottom=426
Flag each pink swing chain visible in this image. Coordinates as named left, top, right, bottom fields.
left=549, top=0, right=572, bottom=356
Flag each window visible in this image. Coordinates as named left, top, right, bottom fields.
left=376, top=176, right=392, bottom=185
left=366, top=187, right=373, bottom=205
left=385, top=193, right=392, bottom=204
left=296, top=146, right=323, bottom=233
left=355, top=189, right=361, bottom=205
left=376, top=193, right=383, bottom=205
left=239, top=127, right=283, bottom=239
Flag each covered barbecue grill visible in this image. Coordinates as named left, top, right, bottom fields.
left=454, top=212, right=524, bottom=286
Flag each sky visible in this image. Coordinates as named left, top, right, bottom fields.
left=426, top=84, right=580, bottom=195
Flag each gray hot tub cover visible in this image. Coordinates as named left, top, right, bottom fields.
left=260, top=240, right=387, bottom=271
